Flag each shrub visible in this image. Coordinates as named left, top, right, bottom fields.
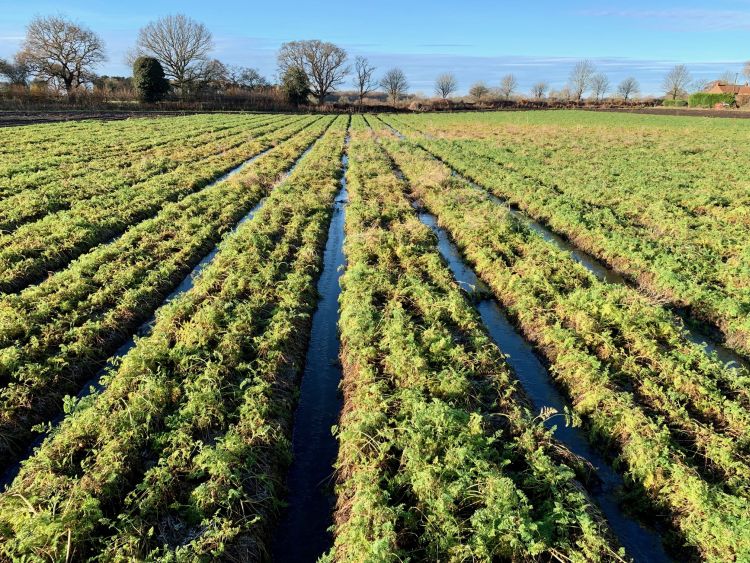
left=132, top=57, right=169, bottom=102
left=688, top=92, right=736, bottom=108
left=281, top=67, right=310, bottom=107
left=663, top=99, right=688, bottom=107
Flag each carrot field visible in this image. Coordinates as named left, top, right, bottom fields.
left=0, top=110, right=748, bottom=562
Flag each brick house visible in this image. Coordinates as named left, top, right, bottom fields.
left=705, top=81, right=750, bottom=95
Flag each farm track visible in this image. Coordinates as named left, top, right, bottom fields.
left=0, top=115, right=296, bottom=231
left=0, top=114, right=318, bottom=293
left=0, top=115, right=335, bottom=476
left=380, top=113, right=750, bottom=361
left=0, top=116, right=349, bottom=561
left=370, top=118, right=750, bottom=560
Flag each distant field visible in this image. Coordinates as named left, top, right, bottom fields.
left=0, top=111, right=748, bottom=562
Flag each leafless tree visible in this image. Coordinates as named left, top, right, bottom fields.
left=662, top=64, right=691, bottom=100
left=277, top=40, right=349, bottom=105
left=569, top=60, right=595, bottom=101
left=16, top=15, right=105, bottom=94
left=435, top=72, right=457, bottom=99
left=380, top=68, right=408, bottom=103
left=744, top=62, right=750, bottom=82
left=134, top=14, right=213, bottom=95
left=353, top=56, right=376, bottom=106
left=616, top=77, right=640, bottom=101
left=499, top=74, right=518, bottom=100
left=591, top=73, right=609, bottom=101
left=531, top=81, right=548, bottom=99
left=197, top=59, right=228, bottom=90
left=692, top=78, right=710, bottom=92
left=717, top=70, right=737, bottom=84
left=226, top=66, right=267, bottom=90
left=469, top=81, right=489, bottom=101
left=0, top=56, right=30, bottom=86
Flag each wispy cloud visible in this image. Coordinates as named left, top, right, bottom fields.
left=581, top=8, right=750, bottom=31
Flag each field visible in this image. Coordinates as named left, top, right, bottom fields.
left=0, top=110, right=748, bottom=562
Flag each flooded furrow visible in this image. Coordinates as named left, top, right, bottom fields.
left=272, top=134, right=349, bottom=562
left=0, top=126, right=330, bottom=490
left=8, top=116, right=322, bottom=294
left=416, top=209, right=672, bottom=563
left=379, top=117, right=747, bottom=371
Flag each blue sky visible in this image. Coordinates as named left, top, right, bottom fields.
left=1, top=0, right=749, bottom=96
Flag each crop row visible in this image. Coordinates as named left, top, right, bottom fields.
left=0, top=115, right=336, bottom=472
left=327, top=115, right=623, bottom=561
left=372, top=123, right=750, bottom=561
left=0, top=113, right=252, bottom=166
left=383, top=113, right=750, bottom=358
left=0, top=114, right=319, bottom=292
left=0, top=115, right=349, bottom=562
left=0, top=115, right=294, bottom=232
left=0, top=114, right=276, bottom=197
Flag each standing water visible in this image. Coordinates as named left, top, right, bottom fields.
left=417, top=209, right=672, bottom=563
left=380, top=115, right=747, bottom=370
left=273, top=138, right=349, bottom=562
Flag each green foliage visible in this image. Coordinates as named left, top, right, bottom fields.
left=688, top=92, right=736, bottom=108
left=376, top=113, right=750, bottom=560
left=328, top=117, right=621, bottom=561
left=662, top=98, right=688, bottom=107
left=281, top=66, right=311, bottom=107
left=132, top=56, right=170, bottom=102
left=0, top=116, right=348, bottom=560
left=0, top=115, right=326, bottom=472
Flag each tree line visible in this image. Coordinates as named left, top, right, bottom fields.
left=1, top=13, right=747, bottom=107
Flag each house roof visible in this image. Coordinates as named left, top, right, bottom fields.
left=706, top=81, right=750, bottom=95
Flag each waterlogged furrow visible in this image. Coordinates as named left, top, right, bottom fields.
left=373, top=119, right=750, bottom=474
left=382, top=113, right=750, bottom=359
left=0, top=116, right=335, bottom=471
left=376, top=130, right=750, bottom=561
left=0, top=115, right=319, bottom=292
left=328, top=116, right=622, bottom=562
left=0, top=116, right=348, bottom=562
left=0, top=114, right=289, bottom=229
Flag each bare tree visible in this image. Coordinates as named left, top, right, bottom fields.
left=16, top=15, right=105, bottom=94
left=469, top=81, right=489, bottom=101
left=277, top=40, right=349, bottom=105
left=0, top=57, right=30, bottom=86
left=569, top=60, right=596, bottom=101
left=617, top=77, right=640, bottom=101
left=134, top=14, right=213, bottom=96
left=434, top=72, right=457, bottom=99
left=744, top=62, right=750, bottom=82
left=226, top=66, right=267, bottom=90
left=499, top=74, right=518, bottom=100
left=663, top=64, right=691, bottom=100
left=717, top=70, right=737, bottom=84
left=591, top=73, right=609, bottom=101
left=197, top=59, right=228, bottom=90
left=380, top=68, right=408, bottom=103
left=531, top=81, right=548, bottom=99
left=353, top=56, right=376, bottom=106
